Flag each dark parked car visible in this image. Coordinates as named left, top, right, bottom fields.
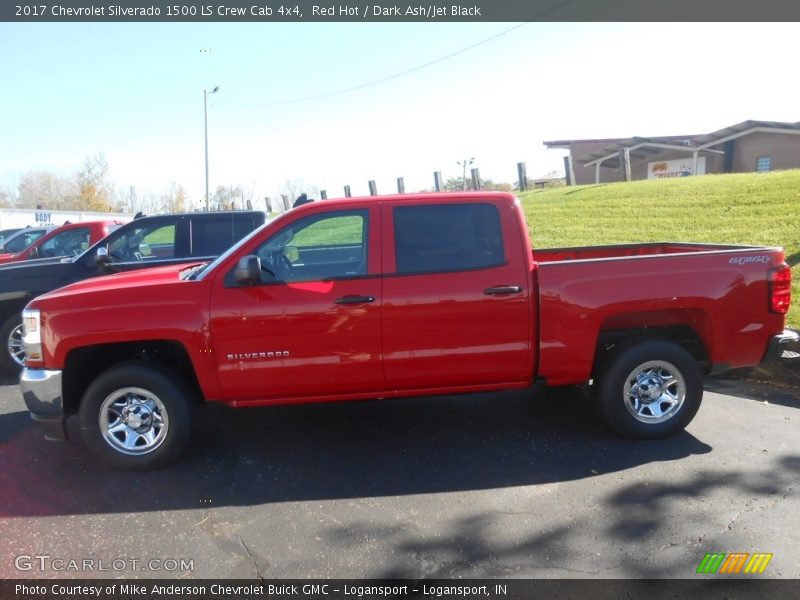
left=0, top=227, right=51, bottom=254
left=0, top=228, right=23, bottom=245
left=0, top=210, right=267, bottom=372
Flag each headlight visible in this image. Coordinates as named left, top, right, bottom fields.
left=22, top=309, right=40, bottom=340
left=22, top=309, right=42, bottom=362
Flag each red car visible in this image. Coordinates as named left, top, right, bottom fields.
left=0, top=220, right=123, bottom=264
left=19, top=192, right=797, bottom=468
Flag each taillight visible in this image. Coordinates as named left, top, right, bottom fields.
left=768, top=264, right=791, bottom=314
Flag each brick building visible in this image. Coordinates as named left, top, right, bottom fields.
left=544, top=120, right=800, bottom=185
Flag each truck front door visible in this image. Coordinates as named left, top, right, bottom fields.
left=210, top=208, right=384, bottom=401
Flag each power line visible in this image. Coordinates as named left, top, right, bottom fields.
left=230, top=1, right=573, bottom=106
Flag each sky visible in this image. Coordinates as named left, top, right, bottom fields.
left=1, top=21, right=799, bottom=211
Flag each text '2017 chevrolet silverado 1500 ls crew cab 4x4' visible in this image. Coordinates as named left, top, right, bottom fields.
left=19, top=192, right=797, bottom=469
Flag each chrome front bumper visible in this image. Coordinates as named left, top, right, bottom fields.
left=20, top=368, right=67, bottom=441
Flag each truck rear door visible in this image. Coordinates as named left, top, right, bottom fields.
left=381, top=199, right=533, bottom=390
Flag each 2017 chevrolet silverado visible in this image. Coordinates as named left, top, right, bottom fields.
left=19, top=192, right=797, bottom=469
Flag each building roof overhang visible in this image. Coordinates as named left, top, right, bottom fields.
left=546, top=120, right=800, bottom=170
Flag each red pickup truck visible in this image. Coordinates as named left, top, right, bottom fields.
left=0, top=220, right=122, bottom=264
left=20, top=192, right=797, bottom=469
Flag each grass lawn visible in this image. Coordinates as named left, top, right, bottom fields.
left=518, top=169, right=800, bottom=328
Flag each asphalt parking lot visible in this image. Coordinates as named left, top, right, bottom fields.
left=0, top=372, right=798, bottom=579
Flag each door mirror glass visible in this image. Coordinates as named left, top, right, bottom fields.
left=234, top=255, right=261, bottom=285
left=284, top=245, right=299, bottom=264
left=92, top=246, right=111, bottom=267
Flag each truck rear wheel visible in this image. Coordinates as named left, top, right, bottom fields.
left=0, top=314, right=24, bottom=374
left=78, top=362, right=192, bottom=469
left=597, top=340, right=703, bottom=439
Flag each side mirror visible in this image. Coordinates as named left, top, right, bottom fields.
left=284, top=245, right=299, bottom=264
left=29, top=246, right=39, bottom=259
left=92, top=246, right=111, bottom=267
left=234, top=255, right=261, bottom=285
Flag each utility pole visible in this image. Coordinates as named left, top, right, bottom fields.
left=204, top=85, right=220, bottom=211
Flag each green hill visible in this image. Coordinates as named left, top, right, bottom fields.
left=518, top=170, right=800, bottom=328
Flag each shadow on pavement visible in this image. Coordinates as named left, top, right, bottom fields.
left=0, top=385, right=712, bottom=518
left=321, top=454, right=800, bottom=578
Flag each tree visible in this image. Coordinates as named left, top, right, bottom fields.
left=442, top=177, right=463, bottom=192
left=210, top=185, right=242, bottom=211
left=16, top=170, right=78, bottom=210
left=210, top=184, right=259, bottom=211
left=160, top=183, right=189, bottom=213
left=76, top=153, right=113, bottom=211
left=440, top=177, right=512, bottom=192
left=481, top=179, right=513, bottom=192
left=278, top=179, right=320, bottom=210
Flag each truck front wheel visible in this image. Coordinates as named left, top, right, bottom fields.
left=597, top=340, right=703, bottom=439
left=0, top=314, right=24, bottom=374
left=78, top=362, right=192, bottom=469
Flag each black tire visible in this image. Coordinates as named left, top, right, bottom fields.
left=78, top=362, right=193, bottom=470
left=596, top=340, right=703, bottom=439
left=0, top=314, right=24, bottom=375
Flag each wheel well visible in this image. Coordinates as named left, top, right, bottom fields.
left=593, top=325, right=709, bottom=378
left=62, top=340, right=204, bottom=416
left=0, top=300, right=28, bottom=328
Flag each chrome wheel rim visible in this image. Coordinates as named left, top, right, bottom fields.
left=623, top=360, right=686, bottom=424
left=7, top=323, right=25, bottom=367
left=99, top=387, right=169, bottom=455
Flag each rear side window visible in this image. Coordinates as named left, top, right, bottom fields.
left=393, top=203, right=505, bottom=274
left=232, top=215, right=259, bottom=242
left=190, top=215, right=259, bottom=257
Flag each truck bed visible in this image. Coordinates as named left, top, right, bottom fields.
left=533, top=242, right=787, bottom=386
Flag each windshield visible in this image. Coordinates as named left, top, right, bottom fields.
left=192, top=217, right=273, bottom=281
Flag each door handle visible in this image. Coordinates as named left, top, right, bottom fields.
left=335, top=295, right=376, bottom=305
left=484, top=286, right=522, bottom=296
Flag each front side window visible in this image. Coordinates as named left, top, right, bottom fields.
left=39, top=227, right=91, bottom=257
left=252, top=210, right=368, bottom=283
left=106, top=222, right=176, bottom=262
left=393, top=203, right=505, bottom=274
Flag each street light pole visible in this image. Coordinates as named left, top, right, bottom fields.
left=204, top=85, right=220, bottom=211
left=457, top=157, right=475, bottom=191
